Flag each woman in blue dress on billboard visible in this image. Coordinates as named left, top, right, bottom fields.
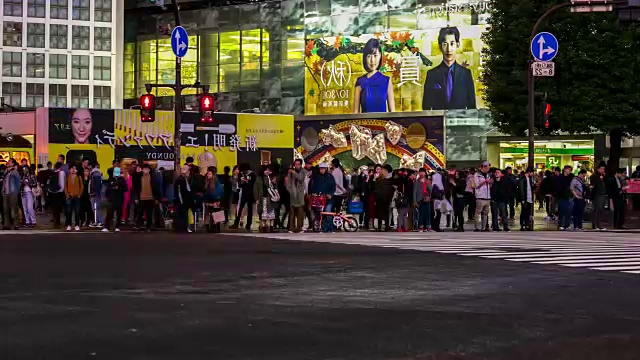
left=352, top=39, right=396, bottom=114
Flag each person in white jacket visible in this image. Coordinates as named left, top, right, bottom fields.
left=473, top=161, right=492, bottom=231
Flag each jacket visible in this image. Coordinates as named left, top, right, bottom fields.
left=413, top=178, right=431, bottom=204
left=105, top=176, right=127, bottom=204
left=310, top=172, right=336, bottom=196
left=64, top=174, right=84, bottom=198
left=395, top=176, right=413, bottom=205
left=287, top=169, right=307, bottom=207
left=518, top=176, right=535, bottom=203
left=3, top=168, right=21, bottom=195
left=238, top=171, right=256, bottom=203
left=89, top=167, right=103, bottom=197
left=132, top=171, right=161, bottom=201
left=473, top=171, right=492, bottom=200
left=491, top=177, right=509, bottom=203
left=374, top=176, right=394, bottom=205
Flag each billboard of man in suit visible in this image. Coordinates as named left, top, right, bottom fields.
left=422, top=27, right=477, bottom=110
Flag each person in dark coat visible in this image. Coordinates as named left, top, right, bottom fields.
left=101, top=166, right=127, bottom=233
left=229, top=163, right=256, bottom=232
left=174, top=165, right=193, bottom=233
left=374, top=164, right=394, bottom=231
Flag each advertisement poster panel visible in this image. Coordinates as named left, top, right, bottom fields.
left=304, top=26, right=486, bottom=115
left=46, top=108, right=294, bottom=174
left=295, top=116, right=444, bottom=170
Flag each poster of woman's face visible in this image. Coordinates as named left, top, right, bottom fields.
left=48, top=108, right=114, bottom=144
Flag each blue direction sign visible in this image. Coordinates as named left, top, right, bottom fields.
left=531, top=32, right=558, bottom=62
left=171, top=26, right=189, bottom=58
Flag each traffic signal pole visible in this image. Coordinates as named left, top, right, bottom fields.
left=527, top=2, right=572, bottom=171
left=171, top=0, right=182, bottom=173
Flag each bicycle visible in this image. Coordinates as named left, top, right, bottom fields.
left=310, top=194, right=359, bottom=232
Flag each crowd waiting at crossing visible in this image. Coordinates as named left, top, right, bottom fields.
left=0, top=154, right=634, bottom=233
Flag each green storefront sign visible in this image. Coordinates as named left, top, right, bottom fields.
left=501, top=147, right=594, bottom=155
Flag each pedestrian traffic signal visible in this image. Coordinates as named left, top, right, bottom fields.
left=140, top=93, right=156, bottom=122
left=199, top=93, right=214, bottom=122
left=544, top=102, right=551, bottom=128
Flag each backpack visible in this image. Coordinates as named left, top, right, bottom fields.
left=47, top=172, right=61, bottom=193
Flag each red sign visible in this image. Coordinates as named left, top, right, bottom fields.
left=627, top=178, right=640, bottom=194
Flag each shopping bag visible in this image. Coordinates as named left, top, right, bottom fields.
left=188, top=211, right=194, bottom=225
left=212, top=211, right=225, bottom=224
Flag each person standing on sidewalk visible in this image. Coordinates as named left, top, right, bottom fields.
left=570, top=169, right=588, bottom=230
left=589, top=163, right=608, bottom=230
left=2, top=159, right=21, bottom=230
left=102, top=166, right=127, bottom=233
left=133, top=164, right=160, bottom=232
left=518, top=167, right=535, bottom=231
left=473, top=161, right=492, bottom=232
left=608, top=168, right=628, bottom=229
left=286, top=159, right=307, bottom=234
left=48, top=162, right=66, bottom=228
left=64, top=165, right=84, bottom=231
left=89, top=163, right=103, bottom=228
left=555, top=165, right=574, bottom=231
left=20, top=165, right=38, bottom=227
left=490, top=169, right=510, bottom=232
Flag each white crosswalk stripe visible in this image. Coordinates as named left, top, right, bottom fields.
left=238, top=231, right=640, bottom=275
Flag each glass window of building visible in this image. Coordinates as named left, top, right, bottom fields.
left=136, top=40, right=156, bottom=97
left=71, top=55, right=89, bottom=80
left=198, top=33, right=219, bottom=93
left=123, top=43, right=136, bottom=99
left=51, top=0, right=68, bottom=19
left=94, top=56, right=111, bottom=81
left=93, top=86, right=111, bottom=109
left=49, top=84, right=67, bottom=107
left=95, top=0, right=112, bottom=22
left=26, top=53, right=45, bottom=78
left=2, top=82, right=22, bottom=107
left=4, top=0, right=23, bottom=17
left=71, top=85, right=89, bottom=108
left=27, top=23, right=46, bottom=48
left=3, top=22, right=23, bottom=47
left=27, top=0, right=46, bottom=18
left=2, top=52, right=22, bottom=77
left=94, top=27, right=112, bottom=52
left=219, top=32, right=240, bottom=92
left=72, top=0, right=90, bottom=21
left=49, top=54, right=68, bottom=79
left=72, top=25, right=90, bottom=50
left=25, top=83, right=44, bottom=107
left=50, top=24, right=68, bottom=49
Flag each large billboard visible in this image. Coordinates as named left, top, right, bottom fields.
left=295, top=116, right=445, bottom=171
left=304, top=26, right=486, bottom=115
left=43, top=108, right=294, bottom=174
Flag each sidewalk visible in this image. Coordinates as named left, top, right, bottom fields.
left=19, top=205, right=640, bottom=233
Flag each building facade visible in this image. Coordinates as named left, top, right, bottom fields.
left=0, top=0, right=124, bottom=110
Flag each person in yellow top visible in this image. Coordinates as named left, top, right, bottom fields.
left=64, top=165, right=84, bottom=231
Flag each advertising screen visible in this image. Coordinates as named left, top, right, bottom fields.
left=304, top=25, right=487, bottom=115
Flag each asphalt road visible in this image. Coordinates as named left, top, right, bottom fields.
left=2, top=233, right=640, bottom=360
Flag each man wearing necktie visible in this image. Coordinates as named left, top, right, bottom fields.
left=422, top=27, right=477, bottom=111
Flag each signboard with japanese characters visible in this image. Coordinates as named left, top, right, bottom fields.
left=43, top=108, right=294, bottom=174
left=304, top=26, right=487, bottom=115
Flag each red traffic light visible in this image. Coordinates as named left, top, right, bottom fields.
left=200, top=94, right=214, bottom=111
left=139, top=93, right=156, bottom=122
left=140, top=94, right=155, bottom=110
left=544, top=103, right=551, bottom=115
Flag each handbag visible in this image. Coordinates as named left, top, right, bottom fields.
left=394, top=183, right=409, bottom=208
left=266, top=175, right=280, bottom=202
left=32, top=184, right=42, bottom=197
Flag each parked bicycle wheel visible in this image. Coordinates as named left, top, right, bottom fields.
left=342, top=215, right=359, bottom=232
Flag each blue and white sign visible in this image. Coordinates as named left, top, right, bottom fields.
left=531, top=32, right=558, bottom=62
left=171, top=26, right=189, bottom=58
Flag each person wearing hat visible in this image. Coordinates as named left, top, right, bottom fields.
left=309, top=163, right=336, bottom=232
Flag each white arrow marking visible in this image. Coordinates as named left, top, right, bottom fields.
left=174, top=30, right=181, bottom=42
left=178, top=42, right=187, bottom=52
left=537, top=35, right=555, bottom=59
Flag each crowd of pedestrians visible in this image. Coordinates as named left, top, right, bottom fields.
left=0, top=154, right=634, bottom=233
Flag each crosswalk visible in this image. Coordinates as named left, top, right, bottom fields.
left=239, top=231, right=640, bottom=275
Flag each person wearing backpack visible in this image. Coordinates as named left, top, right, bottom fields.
left=48, top=162, right=67, bottom=228
left=2, top=159, right=21, bottom=230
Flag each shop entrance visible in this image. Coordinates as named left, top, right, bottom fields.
left=498, top=140, right=594, bottom=173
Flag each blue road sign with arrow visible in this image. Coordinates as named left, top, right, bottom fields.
left=531, top=32, right=558, bottom=62
left=171, top=26, right=188, bottom=58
